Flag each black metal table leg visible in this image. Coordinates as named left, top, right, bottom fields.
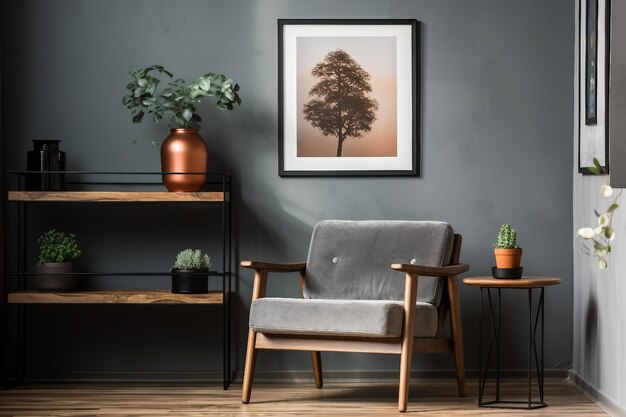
left=478, top=286, right=547, bottom=409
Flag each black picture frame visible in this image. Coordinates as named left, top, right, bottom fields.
left=278, top=19, right=420, bottom=177
left=579, top=0, right=611, bottom=174
left=586, top=0, right=599, bottom=125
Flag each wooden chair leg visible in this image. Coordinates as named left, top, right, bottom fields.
left=448, top=279, right=466, bottom=397
left=311, top=351, right=323, bottom=388
left=398, top=339, right=414, bottom=413
left=398, top=273, right=418, bottom=413
left=242, top=329, right=258, bottom=404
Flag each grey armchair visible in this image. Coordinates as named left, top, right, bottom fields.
left=241, top=220, right=469, bottom=412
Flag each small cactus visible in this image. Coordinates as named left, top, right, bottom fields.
left=495, top=224, right=518, bottom=249
left=173, top=249, right=211, bottom=270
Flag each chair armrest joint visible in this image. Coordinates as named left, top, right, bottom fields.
left=391, top=263, right=469, bottom=276
left=241, top=260, right=306, bottom=273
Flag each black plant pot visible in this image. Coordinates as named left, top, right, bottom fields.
left=171, top=268, right=209, bottom=294
left=492, top=266, right=524, bottom=279
left=35, top=262, right=77, bottom=291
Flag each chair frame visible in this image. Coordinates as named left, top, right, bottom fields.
left=241, top=234, right=469, bottom=413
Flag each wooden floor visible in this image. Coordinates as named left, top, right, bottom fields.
left=0, top=379, right=605, bottom=416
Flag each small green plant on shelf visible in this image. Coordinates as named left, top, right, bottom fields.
left=495, top=224, right=518, bottom=249
left=173, top=249, right=212, bottom=270
left=37, top=229, right=82, bottom=264
left=122, top=65, right=241, bottom=134
left=576, top=157, right=622, bottom=270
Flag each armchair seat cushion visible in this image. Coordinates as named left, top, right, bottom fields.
left=249, top=297, right=439, bottom=338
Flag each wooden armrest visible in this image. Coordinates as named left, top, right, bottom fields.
left=391, top=263, right=469, bottom=276
left=240, top=260, right=306, bottom=272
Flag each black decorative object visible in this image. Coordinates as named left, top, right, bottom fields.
left=171, top=268, right=209, bottom=294
left=492, top=266, right=523, bottom=280
left=26, top=140, right=66, bottom=190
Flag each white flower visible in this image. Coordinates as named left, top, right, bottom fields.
left=598, top=214, right=610, bottom=226
left=598, top=258, right=608, bottom=269
left=577, top=227, right=596, bottom=239
left=600, top=184, right=613, bottom=197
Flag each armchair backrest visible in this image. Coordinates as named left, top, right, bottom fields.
left=303, top=220, right=454, bottom=305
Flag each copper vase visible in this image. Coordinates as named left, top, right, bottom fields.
left=160, top=128, right=207, bottom=192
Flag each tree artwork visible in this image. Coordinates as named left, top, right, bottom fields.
left=303, top=49, right=379, bottom=157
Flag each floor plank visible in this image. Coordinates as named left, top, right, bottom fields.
left=0, top=379, right=606, bottom=416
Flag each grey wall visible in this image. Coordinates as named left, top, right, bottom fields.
left=1, top=0, right=574, bottom=379
left=574, top=0, right=626, bottom=412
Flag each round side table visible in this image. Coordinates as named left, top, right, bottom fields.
left=463, top=276, right=561, bottom=409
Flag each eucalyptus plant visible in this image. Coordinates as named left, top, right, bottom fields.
left=37, top=229, right=82, bottom=264
left=576, top=158, right=622, bottom=269
left=122, top=65, right=241, bottom=130
left=173, top=249, right=212, bottom=270
left=495, top=224, right=518, bottom=249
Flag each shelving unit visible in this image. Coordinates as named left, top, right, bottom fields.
left=2, top=171, right=232, bottom=388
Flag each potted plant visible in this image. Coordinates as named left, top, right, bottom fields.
left=171, top=249, right=212, bottom=294
left=494, top=224, right=522, bottom=269
left=35, top=229, right=82, bottom=291
left=122, top=65, right=241, bottom=192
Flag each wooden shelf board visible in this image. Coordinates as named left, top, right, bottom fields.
left=8, top=191, right=225, bottom=202
left=8, top=290, right=224, bottom=304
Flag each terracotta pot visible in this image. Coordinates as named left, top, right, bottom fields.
left=160, top=128, right=207, bottom=192
left=35, top=262, right=76, bottom=292
left=494, top=248, right=523, bottom=269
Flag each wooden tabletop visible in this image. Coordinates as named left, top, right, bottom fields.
left=462, top=276, right=561, bottom=288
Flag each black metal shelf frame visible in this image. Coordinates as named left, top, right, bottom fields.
left=2, top=171, right=232, bottom=389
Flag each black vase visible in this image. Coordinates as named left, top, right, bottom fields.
left=171, top=268, right=209, bottom=294
left=26, top=140, right=65, bottom=190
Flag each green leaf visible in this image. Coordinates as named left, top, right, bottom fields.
left=594, top=209, right=601, bottom=217
left=199, top=78, right=211, bottom=91
left=189, top=89, right=207, bottom=100
left=593, top=157, right=602, bottom=170
left=132, top=111, right=144, bottom=123
left=588, top=166, right=601, bottom=175
left=607, top=203, right=619, bottom=213
left=145, top=83, right=156, bottom=95
left=604, top=226, right=614, bottom=239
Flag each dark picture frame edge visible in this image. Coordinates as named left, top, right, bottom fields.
left=579, top=0, right=610, bottom=174
left=277, top=19, right=420, bottom=177
left=585, top=0, right=599, bottom=126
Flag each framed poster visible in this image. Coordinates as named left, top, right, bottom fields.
left=278, top=19, right=419, bottom=176
left=586, top=0, right=599, bottom=125
left=579, top=0, right=610, bottom=173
